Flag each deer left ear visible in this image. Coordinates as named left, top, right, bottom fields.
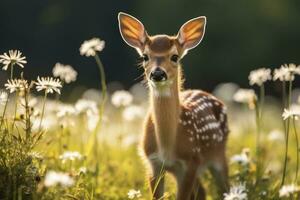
left=177, top=16, right=206, bottom=52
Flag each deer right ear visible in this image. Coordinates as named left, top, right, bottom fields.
left=118, top=12, right=148, bottom=53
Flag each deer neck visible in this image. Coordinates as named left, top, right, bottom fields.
left=150, top=72, right=182, bottom=160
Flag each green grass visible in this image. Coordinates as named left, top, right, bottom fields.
left=1, top=49, right=300, bottom=199
left=1, top=96, right=299, bottom=199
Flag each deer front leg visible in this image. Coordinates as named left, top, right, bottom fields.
left=190, top=180, right=206, bottom=200
left=209, top=154, right=229, bottom=198
left=148, top=155, right=165, bottom=199
left=176, top=162, right=198, bottom=200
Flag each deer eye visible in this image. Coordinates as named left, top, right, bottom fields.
left=142, top=54, right=149, bottom=62
left=170, top=54, right=179, bottom=63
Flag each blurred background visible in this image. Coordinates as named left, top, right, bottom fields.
left=0, top=0, right=299, bottom=100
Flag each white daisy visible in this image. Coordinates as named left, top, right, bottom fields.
left=282, top=105, right=300, bottom=120
left=233, top=88, right=257, bottom=104
left=122, top=134, right=139, bottom=148
left=285, top=63, right=300, bottom=75
left=224, top=183, right=248, bottom=200
left=230, top=148, right=250, bottom=166
left=75, top=99, right=98, bottom=115
left=127, top=189, right=142, bottom=199
left=44, top=170, right=74, bottom=187
left=0, top=90, right=8, bottom=105
left=35, top=76, right=62, bottom=94
left=56, top=104, right=76, bottom=118
left=5, top=79, right=28, bottom=93
left=279, top=184, right=300, bottom=197
left=122, top=105, right=144, bottom=121
left=52, top=63, right=77, bottom=83
left=86, top=113, right=99, bottom=131
left=273, top=65, right=294, bottom=81
left=267, top=130, right=284, bottom=142
left=248, top=68, right=271, bottom=86
left=78, top=167, right=87, bottom=174
left=111, top=90, right=133, bottom=108
left=80, top=38, right=105, bottom=57
left=0, top=50, right=27, bottom=70
left=59, top=151, right=82, bottom=163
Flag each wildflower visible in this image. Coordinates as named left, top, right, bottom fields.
left=75, top=99, right=98, bottom=115
left=233, top=88, right=257, bottom=109
left=59, top=151, right=82, bottom=163
left=44, top=170, right=74, bottom=187
left=224, top=183, right=248, bottom=200
left=35, top=76, right=62, bottom=94
left=87, top=113, right=99, bottom=131
left=5, top=79, right=28, bottom=93
left=230, top=148, right=250, bottom=166
left=122, top=105, right=144, bottom=121
left=267, top=130, right=284, bottom=142
left=122, top=134, right=139, bottom=147
left=285, top=63, right=300, bottom=75
left=82, top=89, right=102, bottom=101
left=57, top=104, right=76, bottom=118
left=248, top=68, right=271, bottom=86
left=78, top=167, right=87, bottom=174
left=52, top=63, right=77, bottom=83
left=0, top=90, right=8, bottom=105
left=273, top=65, right=294, bottom=81
left=111, top=90, right=133, bottom=107
left=80, top=38, right=105, bottom=57
left=0, top=50, right=27, bottom=70
left=279, top=184, right=300, bottom=198
left=282, top=105, right=300, bottom=120
left=127, top=189, right=142, bottom=199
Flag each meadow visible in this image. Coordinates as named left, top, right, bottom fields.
left=0, top=40, right=300, bottom=200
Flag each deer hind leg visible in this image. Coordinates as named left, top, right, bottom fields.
left=209, top=154, right=229, bottom=198
left=148, top=154, right=165, bottom=200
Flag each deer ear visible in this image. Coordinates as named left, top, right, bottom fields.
left=118, top=12, right=148, bottom=52
left=177, top=16, right=206, bottom=52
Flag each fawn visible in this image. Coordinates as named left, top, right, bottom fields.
left=118, top=12, right=229, bottom=200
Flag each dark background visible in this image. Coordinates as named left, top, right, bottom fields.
left=0, top=0, right=299, bottom=100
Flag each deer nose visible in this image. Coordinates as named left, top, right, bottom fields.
left=150, top=68, right=167, bottom=82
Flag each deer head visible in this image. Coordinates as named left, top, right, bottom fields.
left=118, top=12, right=206, bottom=95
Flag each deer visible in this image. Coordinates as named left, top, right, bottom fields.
left=118, top=12, right=229, bottom=200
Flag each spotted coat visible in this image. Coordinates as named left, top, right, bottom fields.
left=179, top=90, right=229, bottom=155
left=143, top=89, right=229, bottom=165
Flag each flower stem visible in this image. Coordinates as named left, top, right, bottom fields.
left=255, top=84, right=265, bottom=182
left=90, top=53, right=107, bottom=186
left=92, top=53, right=107, bottom=136
left=281, top=79, right=293, bottom=186
left=38, top=91, right=48, bottom=132
left=282, top=81, right=287, bottom=108
left=94, top=53, right=107, bottom=120
left=11, top=92, right=19, bottom=131
left=293, top=117, right=299, bottom=183
left=10, top=64, right=14, bottom=79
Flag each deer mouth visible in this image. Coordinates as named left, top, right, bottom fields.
left=150, top=79, right=173, bottom=88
